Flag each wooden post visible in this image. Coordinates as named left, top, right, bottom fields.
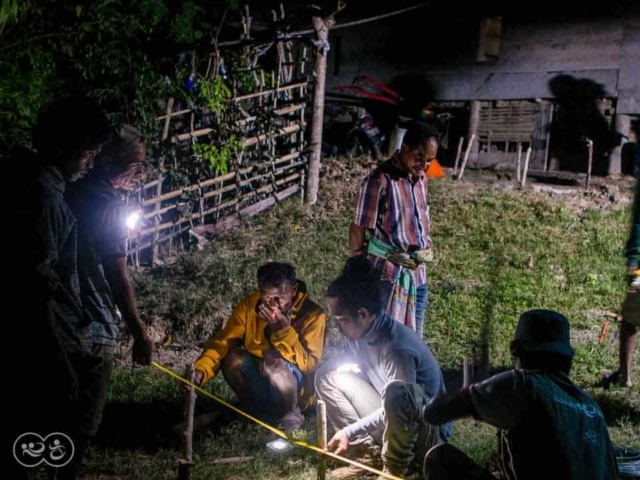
left=305, top=15, right=335, bottom=205
left=463, top=357, right=470, bottom=388
left=609, top=115, right=630, bottom=175
left=467, top=100, right=481, bottom=161
left=543, top=106, right=554, bottom=171
left=453, top=136, right=464, bottom=176
left=521, top=145, right=532, bottom=188
left=586, top=139, right=594, bottom=189
left=457, top=134, right=476, bottom=180
left=317, top=400, right=327, bottom=480
left=516, top=143, right=522, bottom=182
left=177, top=365, right=196, bottom=480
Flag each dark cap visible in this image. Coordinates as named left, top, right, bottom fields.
left=513, top=309, right=574, bottom=358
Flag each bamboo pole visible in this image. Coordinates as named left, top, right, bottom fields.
left=173, top=123, right=301, bottom=145
left=177, top=365, right=196, bottom=480
left=317, top=400, right=327, bottom=480
left=238, top=160, right=306, bottom=187
left=306, top=15, right=334, bottom=205
left=143, top=170, right=239, bottom=206
left=457, top=133, right=476, bottom=180
left=453, top=136, right=464, bottom=175
left=516, top=143, right=522, bottom=182
left=243, top=124, right=301, bottom=147
left=233, top=80, right=308, bottom=102
left=521, top=145, right=532, bottom=188
left=586, top=139, right=594, bottom=189
left=142, top=178, right=163, bottom=190
left=156, top=108, right=193, bottom=121
left=162, top=98, right=175, bottom=141
left=236, top=104, right=305, bottom=126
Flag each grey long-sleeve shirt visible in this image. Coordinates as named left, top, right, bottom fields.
left=343, top=313, right=451, bottom=439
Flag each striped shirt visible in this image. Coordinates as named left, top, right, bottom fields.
left=353, top=158, right=431, bottom=286
left=66, top=172, right=129, bottom=347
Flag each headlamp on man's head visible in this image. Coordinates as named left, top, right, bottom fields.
left=126, top=210, right=141, bottom=230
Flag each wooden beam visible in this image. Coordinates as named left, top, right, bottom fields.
left=306, top=15, right=334, bottom=205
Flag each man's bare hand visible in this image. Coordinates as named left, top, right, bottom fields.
left=326, top=429, right=350, bottom=456
left=258, top=302, right=290, bottom=330
left=132, top=333, right=154, bottom=365
left=182, top=368, right=204, bottom=393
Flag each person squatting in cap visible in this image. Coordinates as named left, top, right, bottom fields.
left=415, top=309, right=618, bottom=480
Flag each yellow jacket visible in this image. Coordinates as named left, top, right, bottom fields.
left=194, top=288, right=326, bottom=411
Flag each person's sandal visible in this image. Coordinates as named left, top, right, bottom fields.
left=601, top=370, right=634, bottom=389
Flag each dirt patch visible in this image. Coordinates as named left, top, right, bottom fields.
left=457, top=168, right=634, bottom=215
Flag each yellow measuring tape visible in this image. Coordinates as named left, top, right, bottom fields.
left=151, top=362, right=403, bottom=480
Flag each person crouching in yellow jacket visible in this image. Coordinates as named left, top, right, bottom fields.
left=191, top=262, right=326, bottom=431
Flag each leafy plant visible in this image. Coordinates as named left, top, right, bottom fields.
left=0, top=0, right=233, bottom=155
left=192, top=133, right=244, bottom=175
left=198, top=74, right=232, bottom=116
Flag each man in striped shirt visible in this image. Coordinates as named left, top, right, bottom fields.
left=350, top=121, right=438, bottom=337
left=66, top=125, right=154, bottom=445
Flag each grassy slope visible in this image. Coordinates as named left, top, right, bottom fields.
left=85, top=162, right=639, bottom=479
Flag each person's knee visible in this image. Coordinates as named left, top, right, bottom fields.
left=263, top=350, right=297, bottom=392
left=314, top=359, right=336, bottom=399
left=222, top=347, right=245, bottom=377
left=382, top=380, right=424, bottom=426
left=263, top=349, right=288, bottom=373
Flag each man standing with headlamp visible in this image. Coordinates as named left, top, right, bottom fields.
left=66, top=124, right=154, bottom=456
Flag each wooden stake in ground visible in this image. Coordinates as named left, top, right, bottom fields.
left=177, top=365, right=196, bottom=480
left=317, top=400, right=327, bottom=480
left=516, top=143, right=522, bottom=182
left=520, top=145, right=532, bottom=188
left=453, top=136, right=464, bottom=176
left=305, top=15, right=335, bottom=205
left=463, top=357, right=470, bottom=388
left=586, top=139, right=594, bottom=189
left=457, top=133, right=476, bottom=180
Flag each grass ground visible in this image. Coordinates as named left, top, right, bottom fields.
left=83, top=159, right=639, bottom=479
